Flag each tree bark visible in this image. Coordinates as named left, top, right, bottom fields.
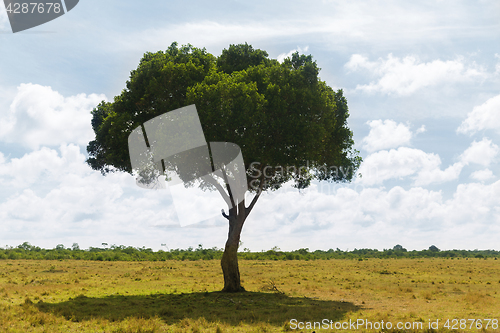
left=221, top=201, right=246, bottom=292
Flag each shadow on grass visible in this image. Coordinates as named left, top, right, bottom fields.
left=35, top=291, right=361, bottom=326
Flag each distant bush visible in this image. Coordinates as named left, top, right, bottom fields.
left=0, top=242, right=498, bottom=261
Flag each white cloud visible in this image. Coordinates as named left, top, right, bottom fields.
left=358, top=136, right=499, bottom=186
left=277, top=46, right=309, bottom=63
left=358, top=137, right=499, bottom=186
left=0, top=83, right=106, bottom=149
left=416, top=125, right=426, bottom=134
left=444, top=181, right=500, bottom=226
left=457, top=94, right=500, bottom=134
left=345, top=54, right=488, bottom=95
left=470, top=169, right=494, bottom=182
left=0, top=144, right=88, bottom=188
left=415, top=162, right=464, bottom=187
left=361, top=119, right=413, bottom=152
left=244, top=180, right=500, bottom=251
left=459, top=137, right=499, bottom=166
left=357, top=147, right=463, bottom=186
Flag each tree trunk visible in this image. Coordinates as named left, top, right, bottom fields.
left=219, top=173, right=263, bottom=292
left=221, top=201, right=246, bottom=292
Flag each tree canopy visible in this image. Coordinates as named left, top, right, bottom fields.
left=87, top=42, right=361, bottom=192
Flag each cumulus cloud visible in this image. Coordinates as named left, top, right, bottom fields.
left=416, top=125, right=426, bottom=134
left=277, top=46, right=309, bottom=63
left=459, top=138, right=499, bottom=166
left=0, top=83, right=106, bottom=149
left=470, top=169, right=494, bottom=182
left=357, top=147, right=463, bottom=186
left=361, top=119, right=413, bottom=152
left=345, top=54, right=488, bottom=95
left=0, top=145, right=112, bottom=220
left=0, top=144, right=89, bottom=188
left=457, top=94, right=500, bottom=134
left=415, top=162, right=464, bottom=187
left=358, top=137, right=499, bottom=187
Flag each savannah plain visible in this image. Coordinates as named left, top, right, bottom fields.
left=0, top=258, right=499, bottom=332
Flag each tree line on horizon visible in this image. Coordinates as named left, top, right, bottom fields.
left=0, top=242, right=498, bottom=261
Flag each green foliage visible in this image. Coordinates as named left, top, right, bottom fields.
left=216, top=42, right=270, bottom=74
left=86, top=42, right=361, bottom=191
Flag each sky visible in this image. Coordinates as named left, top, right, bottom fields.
left=0, top=0, right=499, bottom=252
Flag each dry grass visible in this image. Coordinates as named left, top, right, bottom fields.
left=0, top=258, right=499, bottom=332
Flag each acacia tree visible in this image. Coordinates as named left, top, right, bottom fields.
left=87, top=42, right=361, bottom=292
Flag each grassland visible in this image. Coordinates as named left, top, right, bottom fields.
left=0, top=258, right=499, bottom=332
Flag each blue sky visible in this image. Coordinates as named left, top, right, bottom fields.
left=0, top=0, right=499, bottom=251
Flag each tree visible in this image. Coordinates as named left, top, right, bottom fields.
left=429, top=245, right=440, bottom=252
left=86, top=42, right=361, bottom=292
left=393, top=244, right=406, bottom=251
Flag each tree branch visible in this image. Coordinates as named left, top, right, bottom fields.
left=201, top=174, right=231, bottom=207
left=246, top=175, right=265, bottom=216
left=220, top=165, right=236, bottom=211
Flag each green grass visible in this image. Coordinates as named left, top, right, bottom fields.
left=0, top=258, right=499, bottom=332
